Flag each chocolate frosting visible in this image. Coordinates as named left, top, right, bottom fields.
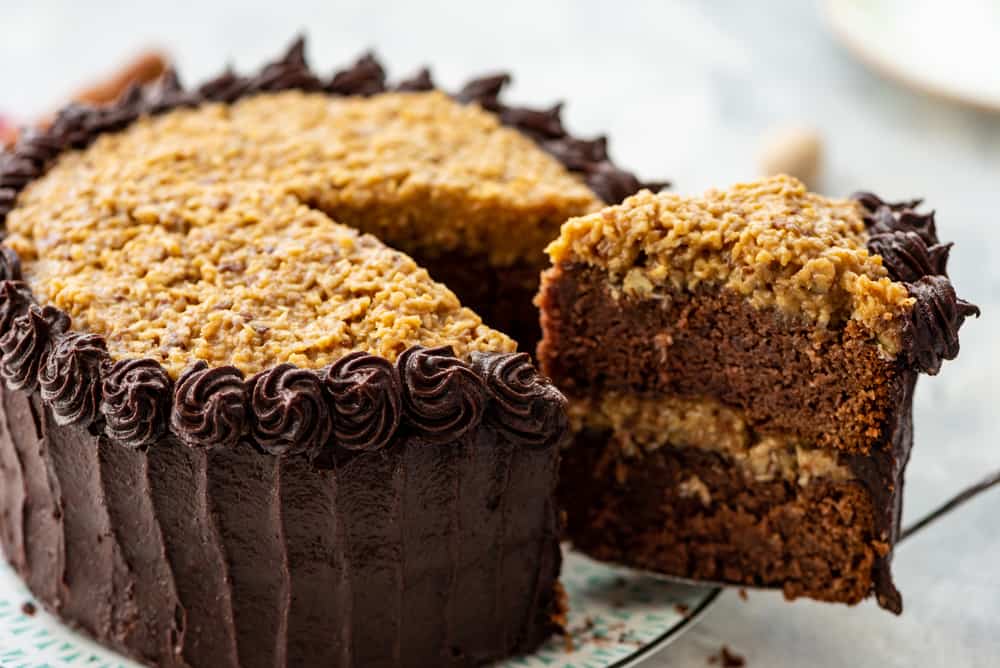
left=398, top=346, right=485, bottom=443
left=454, top=73, right=668, bottom=203
left=394, top=67, right=434, bottom=93
left=39, top=332, right=108, bottom=427
left=905, top=276, right=979, bottom=376
left=866, top=230, right=951, bottom=284
left=470, top=351, right=568, bottom=449
left=252, top=37, right=324, bottom=93
left=0, top=155, right=36, bottom=191
left=854, top=192, right=980, bottom=375
left=247, top=364, right=331, bottom=457
left=0, top=245, right=21, bottom=281
left=172, top=360, right=248, bottom=449
left=326, top=52, right=387, bottom=97
left=0, top=382, right=563, bottom=667
left=0, top=304, right=67, bottom=392
left=323, top=351, right=401, bottom=451
left=198, top=68, right=253, bottom=104
left=0, top=280, right=34, bottom=332
left=100, top=358, right=172, bottom=449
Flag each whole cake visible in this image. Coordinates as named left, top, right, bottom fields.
left=0, top=43, right=578, bottom=667
left=538, top=176, right=978, bottom=612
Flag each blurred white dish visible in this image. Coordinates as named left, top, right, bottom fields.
left=824, top=0, right=1000, bottom=113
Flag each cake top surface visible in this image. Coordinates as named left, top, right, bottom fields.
left=11, top=89, right=598, bottom=267
left=6, top=160, right=514, bottom=376
left=546, top=175, right=914, bottom=350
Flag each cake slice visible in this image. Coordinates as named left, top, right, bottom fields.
left=0, top=46, right=571, bottom=667
left=537, top=175, right=978, bottom=612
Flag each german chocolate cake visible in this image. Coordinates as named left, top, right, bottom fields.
left=538, top=176, right=978, bottom=612
left=0, top=40, right=598, bottom=667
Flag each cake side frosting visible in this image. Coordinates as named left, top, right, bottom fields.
left=545, top=175, right=978, bottom=371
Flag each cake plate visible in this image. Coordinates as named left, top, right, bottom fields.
left=0, top=548, right=719, bottom=668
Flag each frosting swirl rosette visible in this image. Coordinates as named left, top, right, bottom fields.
left=324, top=352, right=401, bottom=452
left=197, top=69, right=252, bottom=103
left=0, top=246, right=21, bottom=282
left=0, top=281, right=35, bottom=333
left=397, top=345, right=485, bottom=443
left=905, top=276, right=980, bottom=376
left=252, top=37, right=323, bottom=93
left=247, top=364, right=331, bottom=457
left=39, top=332, right=108, bottom=426
left=0, top=305, right=68, bottom=392
left=470, top=351, right=567, bottom=449
left=0, top=157, right=36, bottom=195
left=867, top=230, right=951, bottom=284
left=327, top=53, right=387, bottom=96
left=100, top=358, right=172, bottom=449
left=855, top=192, right=980, bottom=376
left=171, top=360, right=247, bottom=449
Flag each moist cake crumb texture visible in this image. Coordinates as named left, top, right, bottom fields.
left=545, top=175, right=913, bottom=352
left=0, top=90, right=611, bottom=376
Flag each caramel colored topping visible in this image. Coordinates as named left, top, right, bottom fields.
left=547, top=176, right=913, bottom=352
left=7, top=178, right=513, bottom=377
left=17, top=89, right=596, bottom=266
left=570, top=392, right=853, bottom=486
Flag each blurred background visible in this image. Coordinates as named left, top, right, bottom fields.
left=2, top=0, right=998, bottom=666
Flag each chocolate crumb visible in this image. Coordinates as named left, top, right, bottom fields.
left=738, top=588, right=748, bottom=601
left=674, top=603, right=690, bottom=615
left=21, top=601, right=36, bottom=616
left=708, top=645, right=746, bottom=667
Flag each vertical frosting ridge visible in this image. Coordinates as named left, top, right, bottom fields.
left=40, top=400, right=114, bottom=639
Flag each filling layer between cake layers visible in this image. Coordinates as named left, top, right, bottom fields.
left=538, top=176, right=977, bottom=612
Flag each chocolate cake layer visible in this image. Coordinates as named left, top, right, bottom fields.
left=421, top=251, right=544, bottom=354
left=539, top=261, right=920, bottom=611
left=538, top=263, right=909, bottom=454
left=561, top=430, right=884, bottom=606
left=0, top=382, right=562, bottom=667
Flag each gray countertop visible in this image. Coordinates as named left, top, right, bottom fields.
left=2, top=1, right=997, bottom=665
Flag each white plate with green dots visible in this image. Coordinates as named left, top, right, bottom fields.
left=0, top=548, right=719, bottom=668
